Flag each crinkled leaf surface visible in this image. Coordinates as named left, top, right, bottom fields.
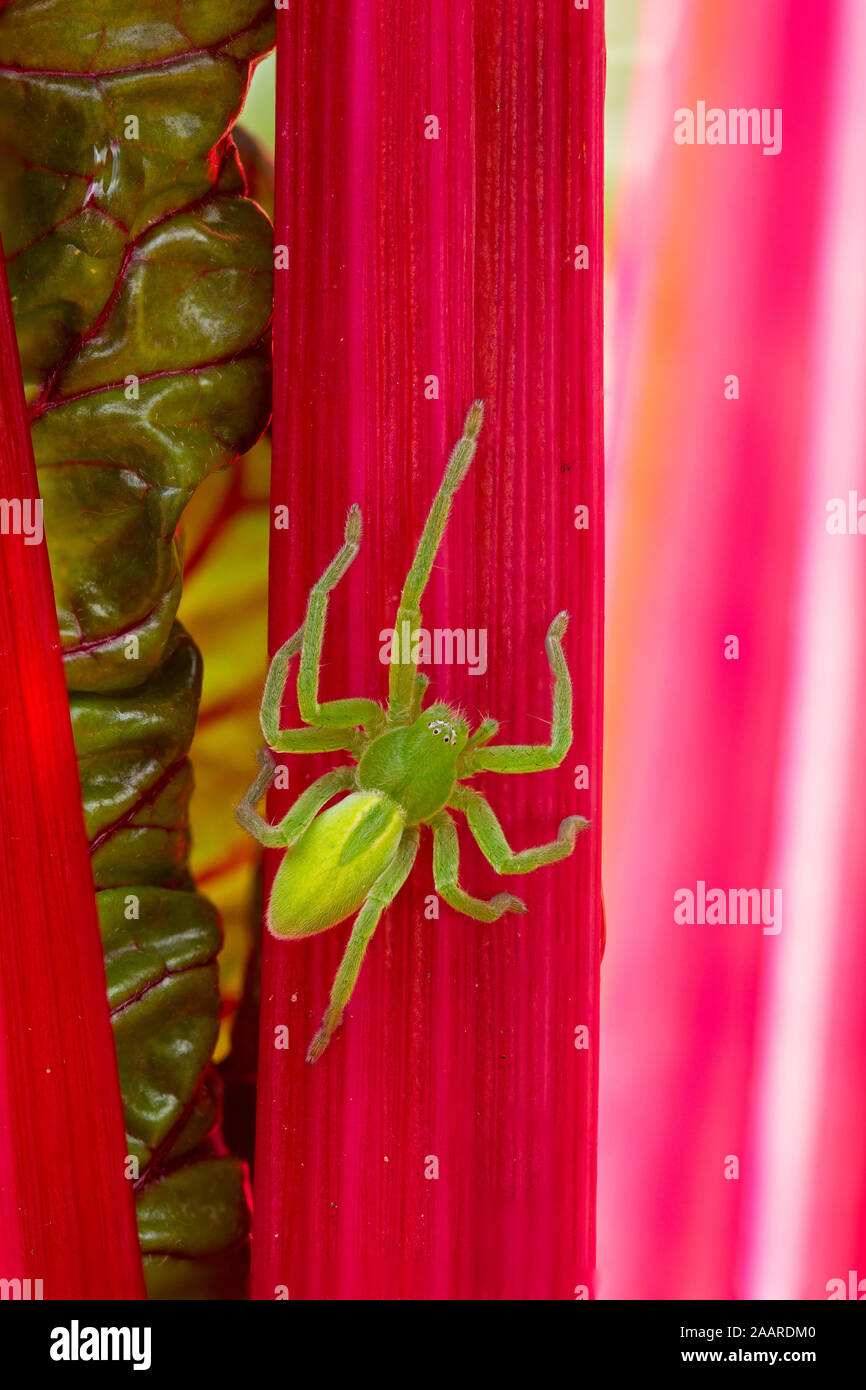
left=176, top=129, right=273, bottom=1084
left=0, top=0, right=274, bottom=1298
left=179, top=439, right=271, bottom=1064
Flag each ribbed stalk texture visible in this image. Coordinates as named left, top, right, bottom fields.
left=253, top=1, right=604, bottom=1300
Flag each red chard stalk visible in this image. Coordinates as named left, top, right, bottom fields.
left=0, top=240, right=144, bottom=1299
left=253, top=1, right=604, bottom=1300
left=0, top=2, right=275, bottom=1297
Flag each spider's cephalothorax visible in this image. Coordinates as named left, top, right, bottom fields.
left=237, top=402, right=587, bottom=1061
left=357, top=702, right=469, bottom=822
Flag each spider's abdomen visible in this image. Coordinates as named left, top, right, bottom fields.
left=267, top=791, right=405, bottom=938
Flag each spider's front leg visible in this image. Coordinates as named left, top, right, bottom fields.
left=408, top=672, right=429, bottom=721
left=235, top=750, right=356, bottom=848
left=449, top=784, right=587, bottom=873
left=430, top=811, right=526, bottom=921
left=387, top=401, right=484, bottom=723
left=262, top=630, right=360, bottom=754
left=464, top=716, right=499, bottom=751
left=297, top=505, right=385, bottom=735
left=307, top=827, right=420, bottom=1062
left=459, top=611, right=572, bottom=775
left=260, top=507, right=377, bottom=754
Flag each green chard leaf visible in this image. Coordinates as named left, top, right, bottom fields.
left=0, top=0, right=275, bottom=1298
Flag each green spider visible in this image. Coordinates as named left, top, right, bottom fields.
left=237, top=401, right=587, bottom=1061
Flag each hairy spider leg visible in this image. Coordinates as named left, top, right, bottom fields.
left=261, top=628, right=358, bottom=754
left=430, top=810, right=526, bottom=920
left=297, top=503, right=385, bottom=733
left=464, top=716, right=500, bottom=750
left=459, top=611, right=573, bottom=775
left=408, top=671, right=429, bottom=720
left=448, top=783, right=587, bottom=872
left=306, top=826, right=421, bottom=1062
left=235, top=751, right=357, bottom=848
left=387, top=400, right=485, bottom=724
left=260, top=506, right=371, bottom=755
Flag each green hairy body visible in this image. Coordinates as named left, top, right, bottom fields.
left=238, top=404, right=588, bottom=1062
left=269, top=793, right=405, bottom=937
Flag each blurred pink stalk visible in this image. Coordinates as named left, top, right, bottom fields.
left=0, top=239, right=144, bottom=1300
left=602, top=0, right=866, bottom=1298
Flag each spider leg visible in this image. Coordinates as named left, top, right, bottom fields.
left=458, top=717, right=500, bottom=766
left=260, top=626, right=302, bottom=745
left=260, top=509, right=378, bottom=751
left=430, top=810, right=525, bottom=920
left=270, top=724, right=364, bottom=754
left=235, top=751, right=356, bottom=848
left=449, top=783, right=587, bottom=873
left=408, top=671, right=429, bottom=721
left=266, top=653, right=365, bottom=751
left=297, top=505, right=384, bottom=732
left=463, top=612, right=572, bottom=773
left=306, top=826, right=420, bottom=1062
left=387, top=401, right=484, bottom=724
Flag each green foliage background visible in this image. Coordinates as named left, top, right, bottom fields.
left=0, top=1, right=275, bottom=1297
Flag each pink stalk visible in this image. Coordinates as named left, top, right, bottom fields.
left=0, top=241, right=144, bottom=1299
left=601, top=0, right=848, bottom=1299
left=253, top=3, right=604, bottom=1299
